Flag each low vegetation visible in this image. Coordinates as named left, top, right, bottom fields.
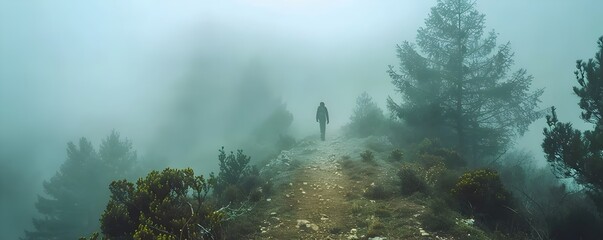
left=452, top=169, right=513, bottom=224
left=388, top=148, right=404, bottom=162
left=397, top=165, right=427, bottom=196
left=99, top=168, right=222, bottom=239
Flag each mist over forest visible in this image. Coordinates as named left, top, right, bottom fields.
left=1, top=1, right=603, bottom=239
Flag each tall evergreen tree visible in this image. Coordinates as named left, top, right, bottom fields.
left=542, top=36, right=603, bottom=213
left=347, top=92, right=386, bottom=137
left=23, top=131, right=136, bottom=240
left=387, top=0, right=542, bottom=162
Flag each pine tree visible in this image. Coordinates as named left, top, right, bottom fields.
left=23, top=131, right=136, bottom=240
left=387, top=0, right=542, bottom=163
left=542, top=36, right=603, bottom=213
left=348, top=92, right=385, bottom=137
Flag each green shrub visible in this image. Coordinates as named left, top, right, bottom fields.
left=340, top=154, right=378, bottom=182
left=424, top=160, right=447, bottom=186
left=364, top=183, right=392, bottom=200
left=215, top=147, right=267, bottom=204
left=418, top=152, right=445, bottom=168
left=217, top=147, right=251, bottom=187
left=100, top=168, right=223, bottom=239
left=223, top=184, right=244, bottom=203
left=452, top=169, right=512, bottom=221
left=361, top=150, right=375, bottom=163
left=397, top=165, right=427, bottom=195
left=433, top=170, right=461, bottom=201
left=417, top=139, right=465, bottom=168
left=389, top=148, right=404, bottom=161
left=421, top=199, right=456, bottom=232
left=248, top=189, right=262, bottom=202
left=240, top=167, right=261, bottom=191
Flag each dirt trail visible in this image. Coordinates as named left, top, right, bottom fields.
left=255, top=134, right=427, bottom=239
left=287, top=146, right=352, bottom=238
left=257, top=135, right=362, bottom=239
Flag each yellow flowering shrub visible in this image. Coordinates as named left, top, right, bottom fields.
left=452, top=169, right=512, bottom=221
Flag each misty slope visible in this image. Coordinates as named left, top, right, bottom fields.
left=244, top=132, right=485, bottom=240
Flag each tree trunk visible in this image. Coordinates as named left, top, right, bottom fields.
left=455, top=10, right=466, bottom=158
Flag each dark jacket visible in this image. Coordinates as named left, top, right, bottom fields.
left=316, top=105, right=329, bottom=123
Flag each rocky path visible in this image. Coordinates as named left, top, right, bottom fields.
left=286, top=147, right=352, bottom=239
left=253, top=134, right=428, bottom=240
left=256, top=135, right=366, bottom=239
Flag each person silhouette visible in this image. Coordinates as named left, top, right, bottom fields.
left=316, top=102, right=329, bottom=141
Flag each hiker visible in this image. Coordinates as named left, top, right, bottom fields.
left=316, top=102, right=329, bottom=141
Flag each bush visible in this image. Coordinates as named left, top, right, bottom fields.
left=215, top=147, right=267, bottom=203
left=223, top=184, right=245, bottom=203
left=364, top=183, right=392, bottom=200
left=418, top=152, right=445, bottom=169
left=434, top=170, right=461, bottom=196
left=389, top=149, right=404, bottom=162
left=397, top=165, right=427, bottom=195
left=452, top=169, right=512, bottom=222
left=424, top=165, right=447, bottom=188
left=417, top=139, right=465, bottom=168
left=361, top=150, right=375, bottom=163
left=100, top=168, right=223, bottom=239
left=340, top=154, right=379, bottom=182
left=421, top=199, right=456, bottom=232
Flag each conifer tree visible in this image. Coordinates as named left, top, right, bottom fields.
left=23, top=131, right=136, bottom=240
left=387, top=0, right=542, bottom=162
left=542, top=36, right=603, bottom=213
left=348, top=92, right=385, bottom=137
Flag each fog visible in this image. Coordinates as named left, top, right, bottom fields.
left=1, top=0, right=602, bottom=239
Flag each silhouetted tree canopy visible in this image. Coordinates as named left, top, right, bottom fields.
left=542, top=36, right=603, bottom=213
left=387, top=0, right=543, bottom=163
left=23, top=131, right=136, bottom=240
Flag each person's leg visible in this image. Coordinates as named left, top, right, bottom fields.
left=320, top=121, right=326, bottom=140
